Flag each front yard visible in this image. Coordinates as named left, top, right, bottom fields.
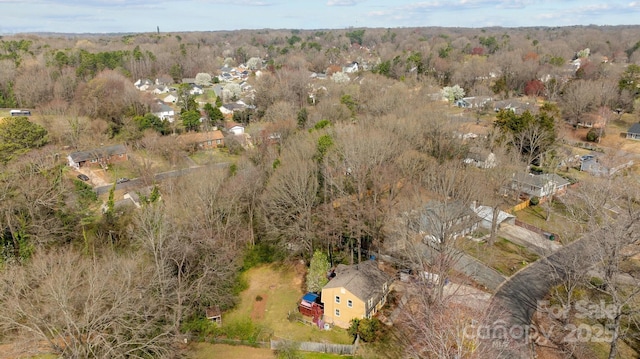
left=459, top=237, right=539, bottom=276
left=515, top=200, right=584, bottom=242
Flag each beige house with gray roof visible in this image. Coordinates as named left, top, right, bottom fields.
left=321, top=260, right=393, bottom=329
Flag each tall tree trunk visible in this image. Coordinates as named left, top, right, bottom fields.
left=608, top=312, right=621, bottom=359
left=489, top=205, right=500, bottom=246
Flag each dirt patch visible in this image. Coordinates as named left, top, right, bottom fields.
left=291, top=259, right=306, bottom=290
left=189, top=342, right=274, bottom=359
left=0, top=340, right=52, bottom=359
left=251, top=294, right=268, bottom=321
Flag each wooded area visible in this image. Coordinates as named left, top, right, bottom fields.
left=1, top=25, right=640, bottom=358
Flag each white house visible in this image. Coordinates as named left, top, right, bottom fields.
left=134, top=79, right=153, bottom=91
left=163, top=94, right=178, bottom=104
left=225, top=123, right=245, bottom=135
left=189, top=85, right=204, bottom=95
left=510, top=173, right=570, bottom=199
left=152, top=86, right=170, bottom=95
left=343, top=62, right=359, bottom=73
left=153, top=102, right=175, bottom=123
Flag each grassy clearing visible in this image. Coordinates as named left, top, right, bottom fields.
left=515, top=201, right=583, bottom=242
left=221, top=264, right=353, bottom=345
left=189, top=149, right=236, bottom=166
left=459, top=237, right=539, bottom=276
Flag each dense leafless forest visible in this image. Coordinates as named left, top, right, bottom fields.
left=1, top=26, right=640, bottom=358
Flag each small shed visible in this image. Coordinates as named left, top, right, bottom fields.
left=206, top=306, right=222, bottom=325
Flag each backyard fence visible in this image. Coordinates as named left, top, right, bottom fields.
left=270, top=337, right=358, bottom=355
left=511, top=200, right=530, bottom=212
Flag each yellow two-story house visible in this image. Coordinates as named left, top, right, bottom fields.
left=321, top=260, right=394, bottom=329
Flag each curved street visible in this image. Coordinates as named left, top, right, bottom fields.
left=485, top=236, right=595, bottom=358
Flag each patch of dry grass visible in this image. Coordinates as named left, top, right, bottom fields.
left=222, top=264, right=353, bottom=345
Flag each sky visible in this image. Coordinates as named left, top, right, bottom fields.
left=1, top=0, right=639, bottom=34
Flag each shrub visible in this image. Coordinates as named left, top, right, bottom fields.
left=242, top=242, right=285, bottom=270
left=181, top=317, right=223, bottom=340
left=255, top=295, right=263, bottom=301
left=348, top=318, right=384, bottom=342
left=589, top=276, right=605, bottom=289
left=275, top=340, right=302, bottom=359
left=586, top=128, right=600, bottom=142
left=530, top=196, right=540, bottom=206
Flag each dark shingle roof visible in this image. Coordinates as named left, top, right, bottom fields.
left=628, top=123, right=640, bottom=135
left=69, top=144, right=127, bottom=163
left=323, top=260, right=392, bottom=302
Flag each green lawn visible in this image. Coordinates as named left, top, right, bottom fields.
left=459, top=237, right=539, bottom=276
left=221, top=264, right=353, bottom=345
left=515, top=201, right=584, bottom=243
left=189, top=149, right=236, bottom=166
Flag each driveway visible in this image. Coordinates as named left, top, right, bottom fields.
left=499, top=223, right=562, bottom=256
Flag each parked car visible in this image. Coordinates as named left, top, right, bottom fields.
left=116, top=177, right=130, bottom=184
left=77, top=174, right=90, bottom=181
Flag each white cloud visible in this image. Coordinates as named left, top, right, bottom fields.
left=327, top=0, right=361, bottom=6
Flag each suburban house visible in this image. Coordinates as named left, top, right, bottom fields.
left=493, top=99, right=538, bottom=115
left=224, top=122, right=245, bottom=136
left=163, top=94, right=178, bottom=104
left=321, top=260, right=394, bottom=329
left=67, top=144, right=128, bottom=169
left=410, top=200, right=481, bottom=243
left=152, top=102, right=175, bottom=122
left=577, top=108, right=610, bottom=128
left=220, top=102, right=248, bottom=116
left=189, top=85, right=204, bottom=95
left=510, top=173, right=570, bottom=199
left=455, top=96, right=493, bottom=109
left=177, top=130, right=225, bottom=150
left=134, top=79, right=152, bottom=91
left=581, top=151, right=635, bottom=177
left=472, top=204, right=516, bottom=230
left=152, top=85, right=170, bottom=95
left=342, top=61, right=359, bottom=73
left=463, top=151, right=496, bottom=169
left=626, top=123, right=640, bottom=140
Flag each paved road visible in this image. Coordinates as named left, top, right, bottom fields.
left=484, top=236, right=595, bottom=358
left=94, top=162, right=229, bottom=195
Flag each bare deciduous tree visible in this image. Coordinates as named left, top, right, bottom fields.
left=0, top=249, right=176, bottom=358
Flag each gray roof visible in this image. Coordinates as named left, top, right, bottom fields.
left=323, top=260, right=392, bottom=302
left=513, top=173, right=570, bottom=188
left=68, top=144, right=127, bottom=163
left=628, top=123, right=640, bottom=135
